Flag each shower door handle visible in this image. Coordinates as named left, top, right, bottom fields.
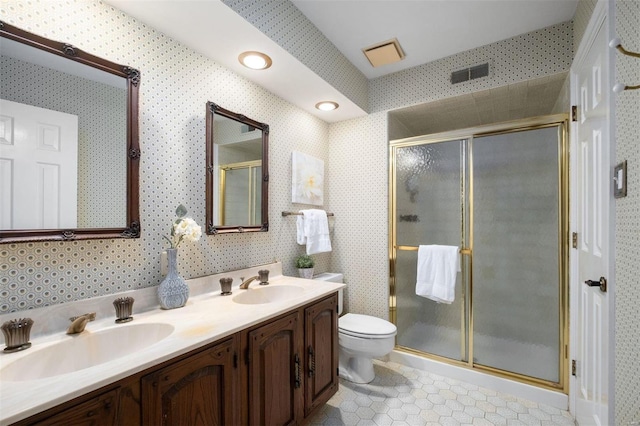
left=584, top=277, right=607, bottom=292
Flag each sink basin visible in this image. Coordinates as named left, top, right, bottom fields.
left=232, top=285, right=305, bottom=305
left=0, top=323, right=174, bottom=381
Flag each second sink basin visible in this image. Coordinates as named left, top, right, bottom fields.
left=0, top=322, right=174, bottom=381
left=232, top=285, right=305, bottom=305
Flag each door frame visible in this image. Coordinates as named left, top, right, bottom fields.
left=568, top=0, right=616, bottom=423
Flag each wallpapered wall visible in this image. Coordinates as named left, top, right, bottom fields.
left=0, top=55, right=127, bottom=228
left=613, top=0, right=640, bottom=422
left=328, top=22, right=574, bottom=320
left=222, top=0, right=369, bottom=113
left=0, top=0, right=332, bottom=313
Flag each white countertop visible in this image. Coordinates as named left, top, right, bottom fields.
left=0, top=263, right=344, bottom=425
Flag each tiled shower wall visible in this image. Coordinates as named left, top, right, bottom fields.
left=0, top=0, right=332, bottom=313
left=614, top=0, right=640, bottom=422
left=328, top=22, right=574, bottom=320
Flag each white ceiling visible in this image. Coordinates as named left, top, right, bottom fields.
left=105, top=0, right=578, bottom=123
left=292, top=0, right=579, bottom=80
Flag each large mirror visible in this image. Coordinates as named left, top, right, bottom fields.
left=0, top=21, right=140, bottom=243
left=206, top=102, right=269, bottom=234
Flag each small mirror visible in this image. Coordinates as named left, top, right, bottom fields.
left=206, top=102, right=269, bottom=234
left=0, top=21, right=140, bottom=243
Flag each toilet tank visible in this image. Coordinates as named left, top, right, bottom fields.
left=313, top=273, right=344, bottom=315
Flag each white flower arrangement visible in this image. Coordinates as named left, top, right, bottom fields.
left=164, top=205, right=202, bottom=249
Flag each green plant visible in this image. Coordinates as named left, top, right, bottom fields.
left=295, top=254, right=314, bottom=269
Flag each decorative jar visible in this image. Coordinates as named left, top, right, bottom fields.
left=158, top=248, right=189, bottom=309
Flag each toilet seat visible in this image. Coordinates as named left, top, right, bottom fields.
left=339, top=313, right=397, bottom=339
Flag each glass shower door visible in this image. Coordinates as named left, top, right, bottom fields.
left=393, top=140, right=469, bottom=361
left=471, top=126, right=562, bottom=383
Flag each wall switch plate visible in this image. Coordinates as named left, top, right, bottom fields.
left=614, top=160, right=627, bottom=198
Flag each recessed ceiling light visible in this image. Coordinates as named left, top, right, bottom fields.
left=315, top=101, right=339, bottom=111
left=238, top=51, right=272, bottom=70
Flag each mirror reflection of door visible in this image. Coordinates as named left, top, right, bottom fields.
left=0, top=99, right=78, bottom=229
left=219, top=161, right=262, bottom=226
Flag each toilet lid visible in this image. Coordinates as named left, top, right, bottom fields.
left=339, top=313, right=397, bottom=338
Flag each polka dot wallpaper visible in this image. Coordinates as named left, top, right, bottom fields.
left=614, top=0, right=640, bottom=422
left=327, top=23, right=575, bottom=321
left=369, top=21, right=574, bottom=113
left=0, top=0, right=332, bottom=313
left=222, top=0, right=369, bottom=112
left=573, top=0, right=597, bottom=54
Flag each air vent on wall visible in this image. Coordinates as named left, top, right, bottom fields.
left=451, top=63, right=490, bottom=84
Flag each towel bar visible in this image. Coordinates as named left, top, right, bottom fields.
left=282, top=211, right=334, bottom=217
left=395, top=245, right=471, bottom=255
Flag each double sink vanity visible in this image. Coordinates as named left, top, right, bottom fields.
left=0, top=262, right=344, bottom=425
left=0, top=19, right=341, bottom=426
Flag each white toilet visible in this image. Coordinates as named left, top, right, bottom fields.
left=314, top=273, right=397, bottom=384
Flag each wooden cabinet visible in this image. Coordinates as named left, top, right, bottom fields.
left=243, top=293, right=339, bottom=424
left=14, top=293, right=338, bottom=426
left=141, top=336, right=239, bottom=426
left=247, top=311, right=303, bottom=425
left=304, top=293, right=339, bottom=417
left=28, top=389, right=118, bottom=426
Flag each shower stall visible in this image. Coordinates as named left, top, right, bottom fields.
left=389, top=115, right=569, bottom=391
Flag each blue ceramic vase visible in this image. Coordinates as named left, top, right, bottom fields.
left=158, top=248, right=189, bottom=309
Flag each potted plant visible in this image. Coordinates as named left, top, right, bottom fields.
left=295, top=254, right=315, bottom=279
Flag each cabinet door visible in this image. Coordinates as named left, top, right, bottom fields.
left=248, top=311, right=303, bottom=426
left=29, top=389, right=118, bottom=426
left=304, top=293, right=339, bottom=416
left=141, top=337, right=238, bottom=426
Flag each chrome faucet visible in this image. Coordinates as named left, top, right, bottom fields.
left=67, top=312, right=96, bottom=334
left=239, top=276, right=259, bottom=290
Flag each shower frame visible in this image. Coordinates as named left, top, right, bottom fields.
left=388, top=114, right=569, bottom=393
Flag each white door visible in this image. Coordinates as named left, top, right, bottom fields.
left=0, top=99, right=78, bottom=229
left=572, top=13, right=610, bottom=426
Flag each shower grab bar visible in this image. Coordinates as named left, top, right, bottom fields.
left=282, top=211, right=334, bottom=217
left=395, top=245, right=471, bottom=255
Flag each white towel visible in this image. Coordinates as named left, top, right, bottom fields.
left=415, top=245, right=460, bottom=304
left=296, top=209, right=332, bottom=255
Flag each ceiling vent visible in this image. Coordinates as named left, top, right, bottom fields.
left=363, top=38, right=405, bottom=68
left=451, top=63, right=490, bottom=84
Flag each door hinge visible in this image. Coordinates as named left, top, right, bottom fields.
left=572, top=359, right=576, bottom=376
left=571, top=105, right=578, bottom=122
left=233, top=352, right=238, bottom=369
left=572, top=232, right=578, bottom=249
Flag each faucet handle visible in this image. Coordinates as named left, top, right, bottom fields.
left=114, top=298, right=134, bottom=323
left=258, top=269, right=270, bottom=285
left=1, top=318, right=34, bottom=352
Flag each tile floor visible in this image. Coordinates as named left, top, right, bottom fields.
left=307, top=360, right=575, bottom=426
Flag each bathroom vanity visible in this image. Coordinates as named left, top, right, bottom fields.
left=0, top=264, right=343, bottom=425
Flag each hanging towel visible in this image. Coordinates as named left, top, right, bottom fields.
left=296, top=209, right=332, bottom=255
left=415, top=245, right=460, bottom=304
